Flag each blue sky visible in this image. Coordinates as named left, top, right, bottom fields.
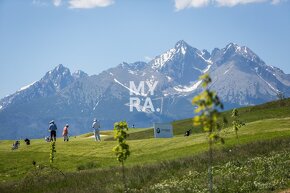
left=0, top=0, right=289, bottom=98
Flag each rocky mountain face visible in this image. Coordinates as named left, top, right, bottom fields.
left=0, top=40, right=289, bottom=139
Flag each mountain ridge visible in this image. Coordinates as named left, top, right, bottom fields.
left=0, top=41, right=289, bottom=139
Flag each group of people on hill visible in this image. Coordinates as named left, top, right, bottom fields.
left=12, top=118, right=101, bottom=149
left=47, top=118, right=101, bottom=142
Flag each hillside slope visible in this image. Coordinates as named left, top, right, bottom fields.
left=107, top=98, right=290, bottom=139
left=0, top=99, right=289, bottom=184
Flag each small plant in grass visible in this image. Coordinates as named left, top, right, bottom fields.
left=192, top=73, right=225, bottom=193
left=113, top=121, right=130, bottom=190
left=232, top=108, right=245, bottom=140
left=48, top=141, right=65, bottom=176
left=50, top=141, right=56, bottom=164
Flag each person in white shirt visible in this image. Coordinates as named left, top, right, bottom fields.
left=92, top=118, right=101, bottom=141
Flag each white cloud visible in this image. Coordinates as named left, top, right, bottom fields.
left=53, top=0, right=62, bottom=6
left=175, top=0, right=210, bottom=10
left=271, top=0, right=287, bottom=5
left=174, top=0, right=287, bottom=9
left=68, top=0, right=114, bottom=9
left=215, top=0, right=266, bottom=7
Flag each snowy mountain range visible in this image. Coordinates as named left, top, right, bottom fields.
left=0, top=40, right=289, bottom=139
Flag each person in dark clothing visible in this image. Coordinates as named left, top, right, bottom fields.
left=48, top=120, right=57, bottom=141
left=184, top=129, right=191, bottom=136
left=24, top=138, right=30, bottom=145
left=12, top=140, right=20, bottom=150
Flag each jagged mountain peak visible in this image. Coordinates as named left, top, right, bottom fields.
left=1, top=42, right=290, bottom=140
left=0, top=64, right=87, bottom=112
left=151, top=40, right=199, bottom=70
left=223, top=42, right=243, bottom=55
left=44, top=64, right=71, bottom=80
left=210, top=43, right=263, bottom=66
left=148, top=41, right=211, bottom=84
left=56, top=63, right=65, bottom=70
left=223, top=43, right=253, bottom=57
left=43, top=64, right=76, bottom=91
left=225, top=42, right=238, bottom=48
left=53, top=64, right=69, bottom=73
left=118, top=61, right=146, bottom=68
left=128, top=61, right=148, bottom=70
left=72, top=70, right=88, bottom=79
left=175, top=40, right=190, bottom=49
left=211, top=47, right=220, bottom=55
left=174, top=40, right=201, bottom=56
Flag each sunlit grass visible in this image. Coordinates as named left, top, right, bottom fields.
left=0, top=99, right=289, bottom=192
left=0, top=117, right=289, bottom=183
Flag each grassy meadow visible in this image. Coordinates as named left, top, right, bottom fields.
left=0, top=98, right=289, bottom=192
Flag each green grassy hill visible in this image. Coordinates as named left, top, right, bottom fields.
left=105, top=98, right=290, bottom=140
left=0, top=98, right=289, bottom=193
left=173, top=97, right=290, bottom=135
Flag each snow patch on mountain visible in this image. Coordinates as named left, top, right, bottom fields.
left=166, top=76, right=172, bottom=81
left=93, top=101, right=100, bottom=110
left=197, top=53, right=212, bottom=65
left=114, top=78, right=146, bottom=96
left=224, top=69, right=230, bottom=75
left=193, top=67, right=203, bottom=73
left=19, top=81, right=37, bottom=91
left=224, top=65, right=233, bottom=75
left=72, top=70, right=88, bottom=79
left=257, top=74, right=279, bottom=93
left=181, top=46, right=186, bottom=55
left=128, top=70, right=137, bottom=75
left=255, top=68, right=279, bottom=93
left=174, top=80, right=202, bottom=93
left=151, top=48, right=176, bottom=69
left=193, top=65, right=211, bottom=74
left=203, top=65, right=211, bottom=73
left=163, top=93, right=169, bottom=97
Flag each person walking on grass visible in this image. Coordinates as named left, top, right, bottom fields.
left=48, top=120, right=57, bottom=141
left=92, top=118, right=101, bottom=141
left=62, top=124, right=69, bottom=142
